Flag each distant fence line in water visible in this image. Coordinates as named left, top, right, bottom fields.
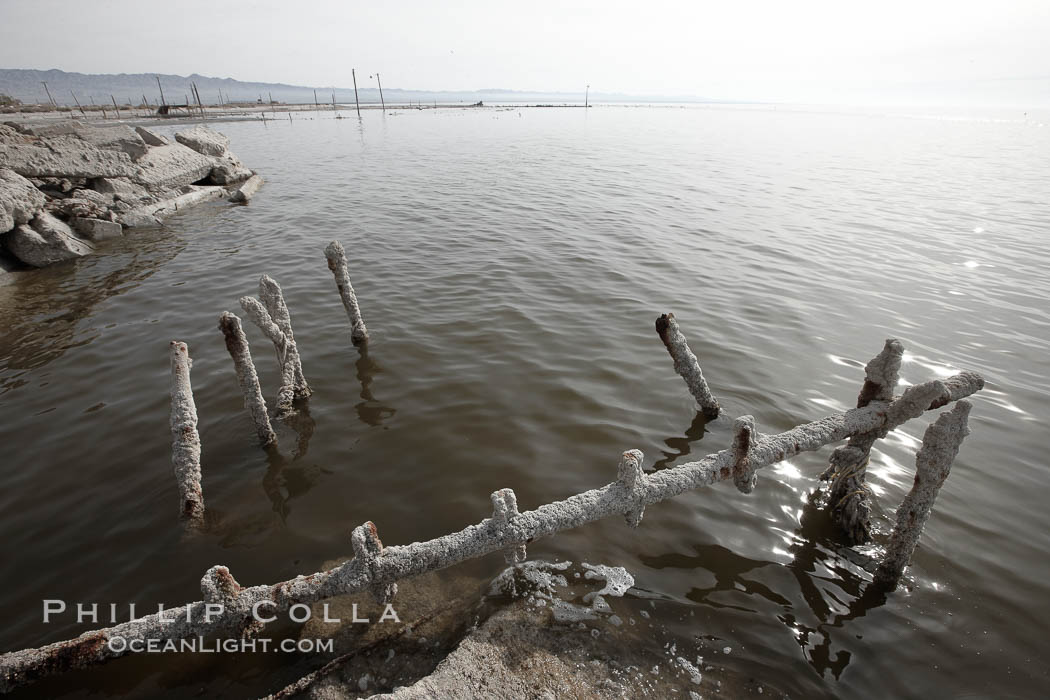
left=0, top=241, right=984, bottom=693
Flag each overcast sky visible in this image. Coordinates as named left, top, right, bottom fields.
left=2, top=0, right=1048, bottom=106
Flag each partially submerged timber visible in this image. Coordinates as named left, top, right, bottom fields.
left=0, top=239, right=985, bottom=695
left=0, top=121, right=260, bottom=284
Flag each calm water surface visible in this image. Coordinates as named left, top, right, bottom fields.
left=1, top=104, right=1048, bottom=698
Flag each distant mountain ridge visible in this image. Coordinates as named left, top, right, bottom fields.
left=0, top=68, right=712, bottom=106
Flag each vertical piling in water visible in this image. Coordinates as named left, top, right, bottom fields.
left=169, top=341, right=204, bottom=524
left=491, top=488, right=527, bottom=563
left=219, top=312, right=276, bottom=445
left=42, top=81, right=56, bottom=107
left=823, top=339, right=905, bottom=544
left=240, top=276, right=310, bottom=417
left=655, top=313, right=721, bottom=419
left=617, top=449, right=646, bottom=527
left=239, top=296, right=297, bottom=416
left=192, top=82, right=206, bottom=120
left=324, top=241, right=369, bottom=344
left=352, top=69, right=361, bottom=116
left=259, top=276, right=310, bottom=400
left=731, top=415, right=759, bottom=493
left=376, top=72, right=385, bottom=111
left=352, top=521, right=397, bottom=604
left=874, top=400, right=972, bottom=588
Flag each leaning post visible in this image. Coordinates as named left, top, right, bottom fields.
left=655, top=313, right=720, bottom=419
left=219, top=312, right=277, bottom=445
left=239, top=296, right=297, bottom=417
left=169, top=341, right=204, bottom=525
left=874, top=400, right=972, bottom=588
left=324, top=241, right=369, bottom=345
left=258, top=275, right=310, bottom=400
left=822, top=339, right=904, bottom=544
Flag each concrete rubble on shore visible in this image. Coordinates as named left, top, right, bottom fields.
left=0, top=120, right=262, bottom=285
left=288, top=560, right=745, bottom=699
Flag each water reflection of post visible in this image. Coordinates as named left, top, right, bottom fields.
left=261, top=445, right=291, bottom=520
left=354, top=344, right=395, bottom=426
left=651, top=412, right=708, bottom=471
left=260, top=420, right=321, bottom=521
left=285, top=401, right=316, bottom=458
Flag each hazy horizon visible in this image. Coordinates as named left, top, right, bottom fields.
left=1, top=0, right=1048, bottom=108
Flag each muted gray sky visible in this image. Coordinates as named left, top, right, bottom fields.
left=1, top=0, right=1048, bottom=106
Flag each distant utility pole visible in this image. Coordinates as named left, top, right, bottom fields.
left=313, top=88, right=318, bottom=107
left=352, top=69, right=361, bottom=116
left=268, top=91, right=273, bottom=105
left=111, top=95, right=121, bottom=119
left=41, top=81, right=56, bottom=107
left=585, top=84, right=590, bottom=108
left=70, top=91, right=86, bottom=116
left=156, top=76, right=166, bottom=106
left=375, top=72, right=385, bottom=110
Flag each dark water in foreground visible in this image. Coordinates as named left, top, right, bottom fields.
left=1, top=104, right=1048, bottom=698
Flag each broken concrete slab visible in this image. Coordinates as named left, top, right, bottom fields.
left=174, top=124, right=230, bottom=156
left=69, top=188, right=113, bottom=206
left=153, top=185, right=228, bottom=217
left=119, top=185, right=227, bottom=228
left=7, top=120, right=85, bottom=137
left=118, top=209, right=163, bottom=228
left=0, top=124, right=28, bottom=145
left=90, top=177, right=150, bottom=200
left=133, top=143, right=214, bottom=189
left=71, top=217, right=123, bottom=241
left=210, top=160, right=253, bottom=185
left=47, top=195, right=111, bottom=221
left=3, top=211, right=95, bottom=267
left=0, top=142, right=138, bottom=179
left=229, top=174, right=263, bottom=203
left=72, top=124, right=148, bottom=160
left=1, top=168, right=47, bottom=233
left=134, top=125, right=169, bottom=146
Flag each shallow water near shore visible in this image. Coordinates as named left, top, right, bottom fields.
left=1, top=104, right=1049, bottom=698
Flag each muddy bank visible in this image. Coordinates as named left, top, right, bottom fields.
left=0, top=121, right=260, bottom=285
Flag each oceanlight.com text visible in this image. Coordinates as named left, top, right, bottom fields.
left=107, top=637, right=335, bottom=654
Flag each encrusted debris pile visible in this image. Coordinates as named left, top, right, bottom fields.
left=0, top=121, right=261, bottom=285
left=283, top=560, right=770, bottom=699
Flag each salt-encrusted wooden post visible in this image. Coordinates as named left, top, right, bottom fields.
left=169, top=341, right=204, bottom=524
left=219, top=312, right=276, bottom=445
left=352, top=521, right=397, bottom=604
left=259, top=275, right=311, bottom=399
left=823, top=339, right=904, bottom=544
left=324, top=241, right=369, bottom=344
left=491, top=488, right=527, bottom=563
left=239, top=296, right=297, bottom=416
left=656, top=313, right=720, bottom=419
left=240, top=276, right=310, bottom=417
left=874, top=400, right=971, bottom=588
left=617, top=449, right=646, bottom=527
left=731, top=416, right=759, bottom=494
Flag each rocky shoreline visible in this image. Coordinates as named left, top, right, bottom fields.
left=0, top=120, right=260, bottom=285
